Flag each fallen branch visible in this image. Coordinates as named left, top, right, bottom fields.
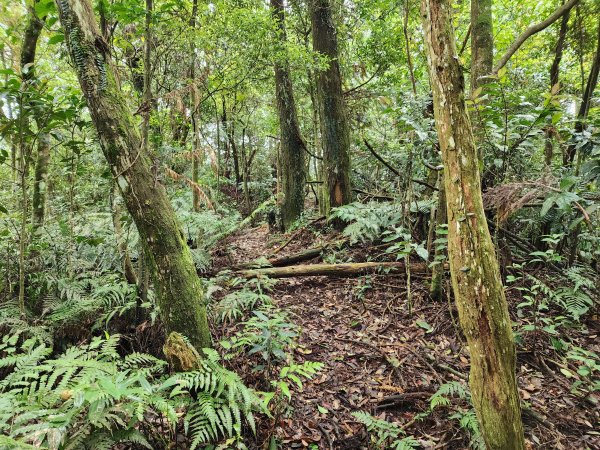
left=235, top=261, right=430, bottom=279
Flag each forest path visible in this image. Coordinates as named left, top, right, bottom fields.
left=212, top=225, right=598, bottom=449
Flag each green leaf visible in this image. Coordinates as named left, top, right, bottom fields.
left=560, top=368, right=574, bottom=378
left=35, top=0, right=56, bottom=17
left=415, top=246, right=429, bottom=261
left=317, top=405, right=329, bottom=414
left=540, top=196, right=555, bottom=217
left=416, top=320, right=433, bottom=333
left=48, top=34, right=64, bottom=45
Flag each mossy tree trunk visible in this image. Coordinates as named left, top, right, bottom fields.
left=310, top=0, right=351, bottom=217
left=470, top=0, right=493, bottom=91
left=271, top=0, right=307, bottom=230
left=55, top=0, right=212, bottom=349
left=421, top=0, right=525, bottom=448
left=21, top=4, right=51, bottom=231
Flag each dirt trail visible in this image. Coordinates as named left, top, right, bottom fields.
left=212, top=225, right=599, bottom=449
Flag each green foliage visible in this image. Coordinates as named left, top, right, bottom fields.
left=351, top=411, right=419, bottom=450
left=163, top=348, right=266, bottom=448
left=271, top=361, right=324, bottom=401
left=221, top=307, right=298, bottom=366
left=0, top=333, right=265, bottom=449
left=330, top=201, right=402, bottom=244
left=427, top=382, right=484, bottom=449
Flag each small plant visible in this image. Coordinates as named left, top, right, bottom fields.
left=561, top=344, right=600, bottom=396
left=426, top=382, right=484, bottom=450
left=351, top=411, right=420, bottom=450
left=221, top=307, right=298, bottom=372
left=0, top=332, right=265, bottom=449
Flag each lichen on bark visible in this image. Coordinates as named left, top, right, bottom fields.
left=420, top=0, right=525, bottom=448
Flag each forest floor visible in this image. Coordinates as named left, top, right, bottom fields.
left=209, top=223, right=599, bottom=450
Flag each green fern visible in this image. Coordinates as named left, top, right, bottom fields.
left=351, top=410, right=419, bottom=449
left=162, top=348, right=265, bottom=449
left=0, top=333, right=265, bottom=449
left=330, top=201, right=403, bottom=243
left=212, top=288, right=272, bottom=324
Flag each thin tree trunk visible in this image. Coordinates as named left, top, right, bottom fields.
left=271, top=0, right=307, bottom=230
left=21, top=4, right=51, bottom=231
left=403, top=0, right=417, bottom=95
left=544, top=7, right=570, bottom=167
left=564, top=16, right=600, bottom=166
left=110, top=183, right=138, bottom=285
left=190, top=0, right=201, bottom=212
left=470, top=0, right=493, bottom=91
left=55, top=0, right=212, bottom=349
left=493, top=0, right=579, bottom=74
left=420, top=0, right=525, bottom=447
left=310, top=0, right=351, bottom=218
left=430, top=178, right=446, bottom=300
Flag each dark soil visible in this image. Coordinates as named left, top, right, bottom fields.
left=209, top=223, right=599, bottom=450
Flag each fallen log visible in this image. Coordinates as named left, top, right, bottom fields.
left=268, top=247, right=324, bottom=267
left=235, top=261, right=430, bottom=279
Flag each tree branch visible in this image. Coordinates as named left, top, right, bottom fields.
left=493, top=0, right=580, bottom=74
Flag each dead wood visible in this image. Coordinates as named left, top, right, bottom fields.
left=234, top=261, right=430, bottom=278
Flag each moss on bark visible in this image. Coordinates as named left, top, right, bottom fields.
left=55, top=0, right=212, bottom=350
left=271, top=0, right=307, bottom=230
left=470, top=0, right=494, bottom=90
left=310, top=0, right=351, bottom=219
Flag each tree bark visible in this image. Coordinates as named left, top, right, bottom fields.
left=236, top=261, right=428, bottom=279
left=310, top=0, right=351, bottom=217
left=190, top=0, right=202, bottom=212
left=470, top=0, right=493, bottom=90
left=21, top=4, right=51, bottom=231
left=271, top=0, right=307, bottom=230
left=55, top=0, right=212, bottom=349
left=564, top=16, right=600, bottom=166
left=429, top=180, right=446, bottom=300
left=31, top=133, right=51, bottom=228
left=420, top=0, right=525, bottom=448
left=544, top=7, right=570, bottom=167
left=110, top=183, right=138, bottom=285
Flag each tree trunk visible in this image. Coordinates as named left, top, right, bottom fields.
left=564, top=16, right=600, bottom=166
left=110, top=183, right=138, bottom=286
left=271, top=0, right=307, bottom=230
left=21, top=5, right=51, bottom=231
left=310, top=0, right=351, bottom=217
left=420, top=0, right=525, bottom=448
left=55, top=0, right=212, bottom=349
left=470, top=0, right=493, bottom=91
left=190, top=0, right=201, bottom=212
left=430, top=179, right=447, bottom=300
left=31, top=133, right=51, bottom=228
left=544, top=7, right=570, bottom=167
